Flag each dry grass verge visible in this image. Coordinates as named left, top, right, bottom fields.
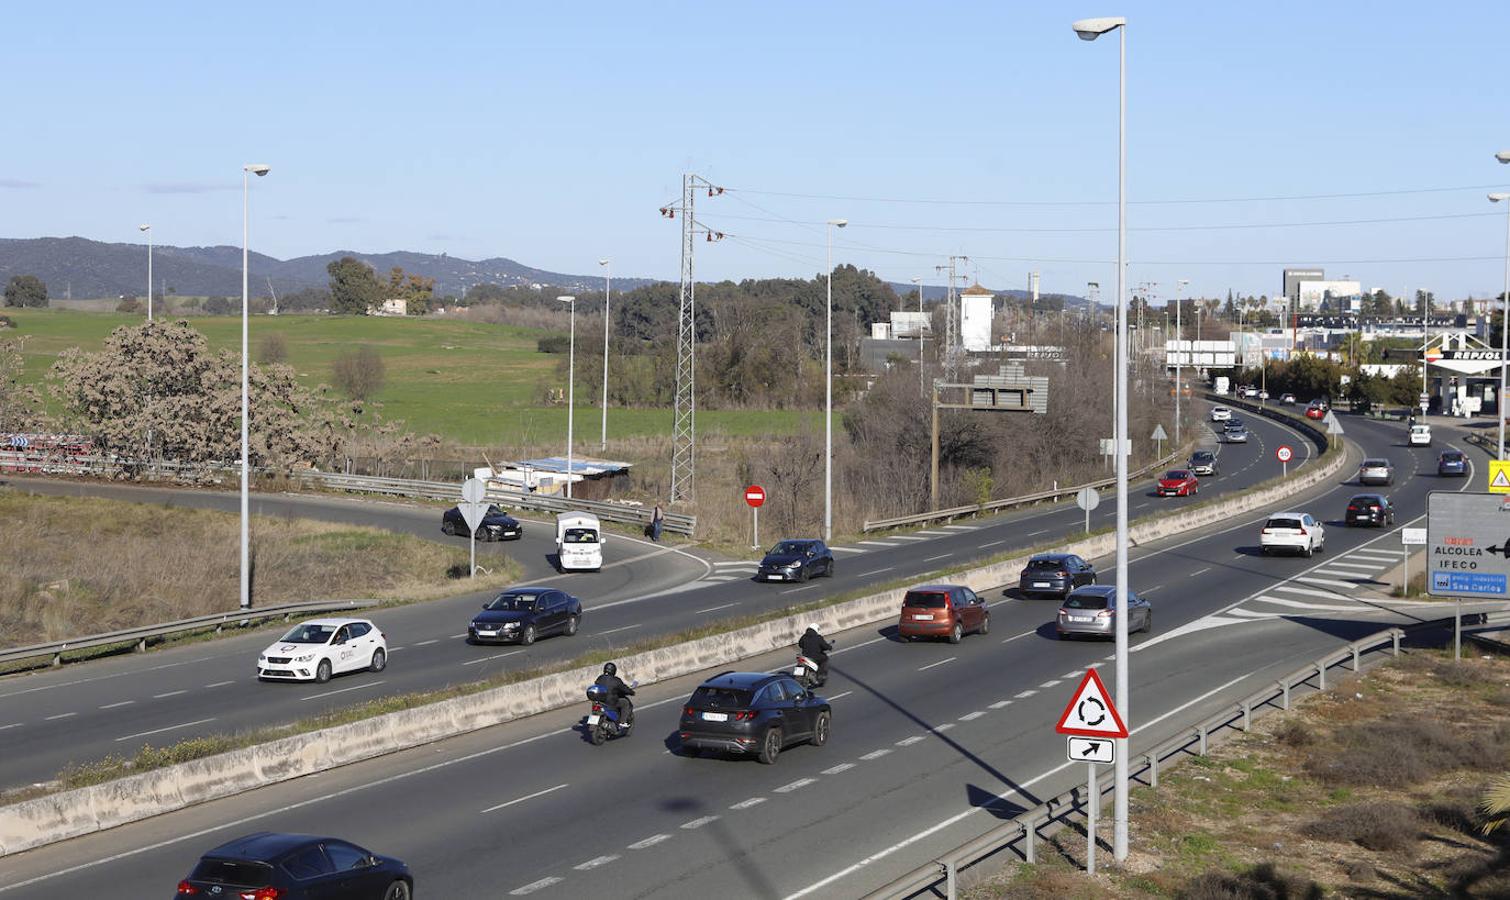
left=965, top=650, right=1510, bottom=899
left=0, top=488, right=519, bottom=648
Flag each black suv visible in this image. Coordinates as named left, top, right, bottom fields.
left=1345, top=494, right=1395, bottom=528
left=174, top=832, right=412, bottom=899
left=442, top=504, right=522, bottom=541
left=468, top=587, right=582, bottom=645
left=1018, top=553, right=1097, bottom=599
left=677, top=671, right=831, bottom=763
left=756, top=539, right=835, bottom=582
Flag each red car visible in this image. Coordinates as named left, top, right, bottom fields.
left=1156, top=469, right=1199, bottom=497
left=1304, top=405, right=1326, bottom=420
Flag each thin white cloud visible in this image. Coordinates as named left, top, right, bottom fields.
left=0, top=178, right=39, bottom=189
left=143, top=181, right=238, bottom=194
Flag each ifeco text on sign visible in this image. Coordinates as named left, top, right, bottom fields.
left=1427, top=492, right=1510, bottom=600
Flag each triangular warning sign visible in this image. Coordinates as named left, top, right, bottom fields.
left=1054, top=668, right=1129, bottom=738
left=1494, top=469, right=1510, bottom=490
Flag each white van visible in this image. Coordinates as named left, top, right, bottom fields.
left=556, top=512, right=604, bottom=572
left=1408, top=423, right=1432, bottom=447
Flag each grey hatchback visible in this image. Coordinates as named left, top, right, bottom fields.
left=1057, top=585, right=1151, bottom=640
left=1018, top=553, right=1096, bottom=599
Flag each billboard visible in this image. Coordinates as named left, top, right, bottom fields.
left=1283, top=268, right=1324, bottom=301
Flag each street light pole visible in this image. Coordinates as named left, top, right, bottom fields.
left=1074, top=14, right=1131, bottom=863
left=559, top=295, right=577, bottom=498
left=824, top=219, right=847, bottom=543
left=240, top=164, right=270, bottom=611
left=139, top=224, right=153, bottom=321
left=1493, top=187, right=1510, bottom=458
left=1174, top=279, right=1188, bottom=445
left=598, top=259, right=611, bottom=452
left=913, top=277, right=925, bottom=397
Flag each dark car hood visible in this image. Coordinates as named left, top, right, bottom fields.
left=481, top=514, right=517, bottom=527
left=473, top=609, right=532, bottom=625
left=761, top=553, right=807, bottom=567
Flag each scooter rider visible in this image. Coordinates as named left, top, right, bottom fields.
left=593, top=662, right=635, bottom=728
left=798, top=625, right=833, bottom=687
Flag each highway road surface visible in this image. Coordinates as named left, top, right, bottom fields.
left=0, top=405, right=1307, bottom=793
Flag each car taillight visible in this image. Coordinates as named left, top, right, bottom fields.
left=683, top=706, right=695, bottom=717
left=245, top=889, right=282, bottom=900
left=1096, top=610, right=1113, bottom=619
left=176, top=883, right=199, bottom=897
left=1298, top=527, right=1309, bottom=536
left=1261, top=528, right=1271, bottom=534
left=733, top=711, right=757, bottom=721
left=1347, top=506, right=1359, bottom=512
left=1056, top=571, right=1070, bottom=578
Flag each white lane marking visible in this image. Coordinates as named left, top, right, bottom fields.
left=98, top=700, right=135, bottom=709
left=1321, top=561, right=1384, bottom=572
left=822, top=763, right=856, bottom=775
left=1038, top=680, right=1060, bottom=689
left=730, top=797, right=766, bottom=810
left=1060, top=670, right=1082, bottom=680
left=1190, top=567, right=1212, bottom=577
left=300, top=681, right=387, bottom=701
left=1313, top=568, right=1376, bottom=579
left=830, top=546, right=866, bottom=554
left=1145, top=584, right=1165, bottom=593
left=0, top=655, right=224, bottom=702
left=827, top=691, right=854, bottom=701
left=1271, top=584, right=1351, bottom=601
left=1014, top=690, right=1037, bottom=699
left=942, top=525, right=977, bottom=531
left=598, top=624, right=642, bottom=636
left=703, top=576, right=739, bottom=583
left=114, top=717, right=216, bottom=743
left=980, top=540, right=1006, bottom=549
left=415, top=639, right=440, bottom=646
left=44, top=712, right=75, bottom=721
left=781, top=584, right=824, bottom=595
left=1296, top=576, right=1360, bottom=590
left=510, top=876, right=562, bottom=895
left=574, top=855, right=619, bottom=871
left=858, top=540, right=899, bottom=547
left=388, top=647, right=406, bottom=652
left=1027, top=529, right=1048, bottom=536
left=1350, top=549, right=1402, bottom=559
left=923, top=554, right=952, bottom=562
left=203, top=681, right=235, bottom=689
left=1249, top=596, right=1366, bottom=612
left=1002, top=630, right=1036, bottom=644
left=933, top=723, right=955, bottom=733
left=859, top=749, right=892, bottom=761
left=0, top=722, right=20, bottom=731
left=774, top=778, right=817, bottom=793
left=859, top=567, right=895, bottom=577
left=915, top=530, right=952, bottom=536
left=480, top=783, right=569, bottom=814
left=153, top=690, right=187, bottom=699
left=450, top=633, right=468, bottom=639
left=959, top=711, right=985, bottom=721
left=682, top=815, right=720, bottom=830
left=896, top=735, right=926, bottom=746
left=917, top=657, right=956, bottom=672
left=713, top=560, right=755, bottom=568
left=695, top=602, right=739, bottom=615
left=989, top=700, right=1012, bottom=710
left=628, top=833, right=672, bottom=850
left=891, top=535, right=929, bottom=542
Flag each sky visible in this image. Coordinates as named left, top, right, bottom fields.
left=5, top=1, right=1510, bottom=301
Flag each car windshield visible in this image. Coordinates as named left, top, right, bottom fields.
left=563, top=528, right=598, bottom=543
left=1192, top=452, right=1214, bottom=463
left=1164, top=470, right=1190, bottom=480
left=1349, top=496, right=1379, bottom=507
left=485, top=593, right=539, bottom=611
left=691, top=686, right=753, bottom=708
left=190, top=859, right=275, bottom=886
left=904, top=591, right=949, bottom=609
left=1266, top=517, right=1303, bottom=530
left=1027, top=558, right=1066, bottom=571
left=1442, top=452, right=1463, bottom=462
left=769, top=542, right=810, bottom=556
left=279, top=623, right=336, bottom=644
left=1363, top=459, right=1389, bottom=468
left=1064, top=593, right=1108, bottom=610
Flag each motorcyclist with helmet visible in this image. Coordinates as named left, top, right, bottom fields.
left=592, top=662, right=635, bottom=729
left=798, top=625, right=833, bottom=687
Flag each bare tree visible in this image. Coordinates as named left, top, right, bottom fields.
left=332, top=345, right=386, bottom=402
left=258, top=332, right=289, bottom=365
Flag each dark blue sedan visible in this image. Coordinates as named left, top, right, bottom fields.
left=174, top=832, right=412, bottom=899
left=756, top=539, right=835, bottom=582
left=1437, top=450, right=1468, bottom=477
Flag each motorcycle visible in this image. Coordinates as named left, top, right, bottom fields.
left=793, top=641, right=833, bottom=690
left=584, top=682, right=636, bottom=745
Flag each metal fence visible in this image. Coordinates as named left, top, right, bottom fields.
left=860, top=623, right=1415, bottom=899
left=0, top=450, right=696, bottom=536
left=0, top=599, right=380, bottom=670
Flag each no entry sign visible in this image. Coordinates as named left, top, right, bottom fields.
left=744, top=485, right=766, bottom=508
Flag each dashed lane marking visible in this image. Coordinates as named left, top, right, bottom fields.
left=860, top=749, right=892, bottom=761
left=830, top=546, right=866, bottom=554
left=859, top=568, right=895, bottom=577
left=959, top=711, right=985, bottom=721
left=628, top=834, right=672, bottom=850
left=822, top=763, right=856, bottom=775
left=98, top=701, right=134, bottom=709
left=681, top=816, right=720, bottom=830
left=917, top=657, right=956, bottom=672
left=695, top=602, right=739, bottom=615
left=153, top=690, right=187, bottom=699
left=730, top=797, right=766, bottom=810
left=301, top=681, right=386, bottom=700
left=989, top=700, right=1012, bottom=710
left=896, top=736, right=926, bottom=746
left=44, top=712, right=75, bottom=721
left=924, top=554, right=952, bottom=562
left=480, top=783, right=569, bottom=814
left=1014, top=690, right=1037, bottom=699
left=981, top=540, right=1006, bottom=549
left=114, top=717, right=215, bottom=743
left=775, top=778, right=818, bottom=793
left=1038, top=680, right=1060, bottom=689
left=203, top=681, right=234, bottom=689
left=574, top=856, right=619, bottom=871
left=509, top=877, right=562, bottom=895
left=461, top=650, right=525, bottom=667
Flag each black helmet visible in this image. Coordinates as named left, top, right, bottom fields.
left=603, top=662, right=617, bottom=677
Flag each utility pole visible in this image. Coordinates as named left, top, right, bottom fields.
left=1174, top=279, right=1188, bottom=444
left=659, top=175, right=724, bottom=505
left=935, top=255, right=968, bottom=378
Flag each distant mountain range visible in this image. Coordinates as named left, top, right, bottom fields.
left=0, top=237, right=657, bottom=300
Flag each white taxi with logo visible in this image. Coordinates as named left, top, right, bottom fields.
left=257, top=617, right=387, bottom=683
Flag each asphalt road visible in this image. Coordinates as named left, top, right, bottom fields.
left=0, top=413, right=1488, bottom=898
left=0, top=406, right=1305, bottom=792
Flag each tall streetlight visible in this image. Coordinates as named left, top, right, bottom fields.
left=1174, top=278, right=1188, bottom=444
left=240, top=164, right=270, bottom=611
left=139, top=224, right=153, bottom=321
left=1073, top=13, right=1131, bottom=863
left=912, top=276, right=925, bottom=396
left=558, top=295, right=577, bottom=498
left=598, top=259, right=611, bottom=452
left=824, top=219, right=847, bottom=542
left=1493, top=185, right=1510, bottom=459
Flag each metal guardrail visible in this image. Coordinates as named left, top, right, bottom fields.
left=862, top=450, right=1181, bottom=533
left=861, top=622, right=1420, bottom=899
left=0, top=599, right=380, bottom=669
left=0, top=451, right=697, bottom=537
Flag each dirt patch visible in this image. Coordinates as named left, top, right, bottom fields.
left=966, top=650, right=1510, bottom=898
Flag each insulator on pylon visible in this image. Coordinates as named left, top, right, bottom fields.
left=706, top=232, right=713, bottom=241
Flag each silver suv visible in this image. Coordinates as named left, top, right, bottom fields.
left=1358, top=458, right=1394, bottom=486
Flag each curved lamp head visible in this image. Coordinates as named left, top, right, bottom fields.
left=138, top=224, right=151, bottom=232
left=1491, top=193, right=1510, bottom=203
left=827, top=219, right=848, bottom=228
left=598, top=258, right=610, bottom=267
left=557, top=295, right=576, bottom=304
left=244, top=164, right=271, bottom=177
left=1497, top=151, right=1510, bottom=164
left=1073, top=16, right=1126, bottom=40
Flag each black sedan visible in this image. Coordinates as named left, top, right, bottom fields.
left=468, top=587, right=581, bottom=646
left=1018, top=552, right=1097, bottom=599
left=174, top=831, right=412, bottom=899
left=756, top=539, right=835, bottom=582
left=677, top=671, right=831, bottom=763
left=441, top=504, right=522, bottom=541
left=1345, top=493, right=1395, bottom=528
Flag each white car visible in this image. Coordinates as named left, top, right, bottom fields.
left=1408, top=424, right=1431, bottom=447
left=1210, top=407, right=1233, bottom=423
left=1260, top=512, right=1325, bottom=557
left=257, top=617, right=387, bottom=683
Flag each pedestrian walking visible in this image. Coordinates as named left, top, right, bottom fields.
left=651, top=504, right=665, bottom=542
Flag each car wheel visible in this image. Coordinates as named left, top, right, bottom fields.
left=442, top=521, right=456, bottom=536
left=1303, top=543, right=1314, bottom=558
left=1143, top=611, right=1153, bottom=634
left=826, top=560, right=835, bottom=578
left=369, top=648, right=386, bottom=673
left=565, top=615, right=580, bottom=636
left=520, top=624, right=536, bottom=646
left=811, top=712, right=831, bottom=747
left=799, top=566, right=809, bottom=583
left=979, top=614, right=991, bottom=636
left=757, top=727, right=783, bottom=764
left=383, top=881, right=411, bottom=900
left=465, top=635, right=477, bottom=646
left=315, top=659, right=332, bottom=684
left=948, top=623, right=963, bottom=645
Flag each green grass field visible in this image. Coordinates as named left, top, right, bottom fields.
left=2, top=308, right=823, bottom=447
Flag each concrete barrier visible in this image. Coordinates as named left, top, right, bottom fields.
left=0, top=430, right=1350, bottom=857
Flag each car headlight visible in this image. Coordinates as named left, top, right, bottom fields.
left=294, top=653, right=315, bottom=662
left=258, top=654, right=267, bottom=662
left=502, top=622, right=520, bottom=630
